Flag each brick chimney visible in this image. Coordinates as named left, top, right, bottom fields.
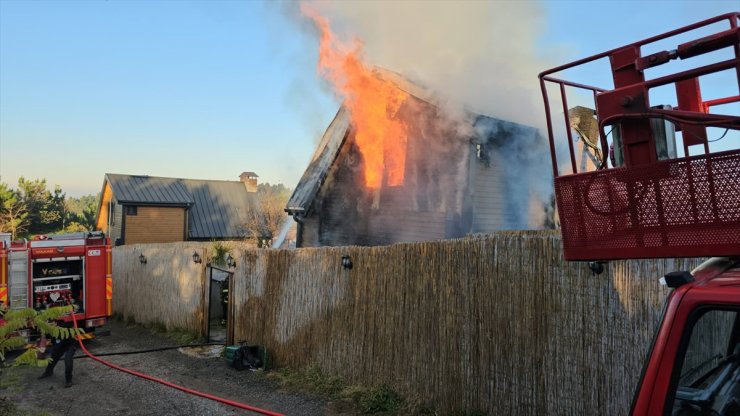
left=239, top=172, right=259, bottom=192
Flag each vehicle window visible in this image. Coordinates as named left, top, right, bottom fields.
left=671, top=309, right=739, bottom=416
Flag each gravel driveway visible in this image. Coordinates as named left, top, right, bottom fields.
left=3, top=320, right=333, bottom=416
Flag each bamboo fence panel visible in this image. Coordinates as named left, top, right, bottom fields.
left=112, top=241, right=212, bottom=334
left=112, top=233, right=705, bottom=415
left=231, top=231, right=704, bottom=415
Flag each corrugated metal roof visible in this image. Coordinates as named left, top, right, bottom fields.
left=183, top=180, right=255, bottom=240
left=106, top=174, right=193, bottom=205
left=105, top=174, right=255, bottom=240
left=286, top=107, right=351, bottom=214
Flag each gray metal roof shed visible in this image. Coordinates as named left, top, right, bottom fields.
left=103, top=174, right=256, bottom=240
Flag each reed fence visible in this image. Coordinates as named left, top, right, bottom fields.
left=113, top=241, right=210, bottom=334
left=112, top=232, right=705, bottom=415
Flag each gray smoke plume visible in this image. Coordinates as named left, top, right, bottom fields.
left=307, top=0, right=552, bottom=128
left=290, top=1, right=558, bottom=242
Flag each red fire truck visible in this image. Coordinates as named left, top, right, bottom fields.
left=539, top=12, right=739, bottom=415
left=0, top=232, right=112, bottom=336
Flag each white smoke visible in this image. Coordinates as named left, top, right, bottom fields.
left=290, top=0, right=559, bottom=235
left=305, top=0, right=552, bottom=128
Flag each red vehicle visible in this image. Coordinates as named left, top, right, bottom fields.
left=0, top=231, right=112, bottom=337
left=539, top=13, right=739, bottom=415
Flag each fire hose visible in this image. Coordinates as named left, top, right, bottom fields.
left=67, top=311, right=284, bottom=416
left=72, top=343, right=225, bottom=359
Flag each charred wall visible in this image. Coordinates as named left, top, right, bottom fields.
left=299, top=97, right=553, bottom=248
left=304, top=95, right=472, bottom=247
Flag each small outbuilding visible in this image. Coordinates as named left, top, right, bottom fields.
left=96, top=172, right=259, bottom=245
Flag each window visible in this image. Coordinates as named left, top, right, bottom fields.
left=669, top=308, right=739, bottom=415
left=126, top=206, right=138, bottom=216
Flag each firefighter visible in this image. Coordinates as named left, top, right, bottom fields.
left=219, top=276, right=229, bottom=325
left=37, top=320, right=77, bottom=388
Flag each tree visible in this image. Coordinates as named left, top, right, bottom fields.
left=64, top=194, right=99, bottom=232
left=243, top=183, right=291, bottom=246
left=17, top=178, right=65, bottom=235
left=0, top=305, right=83, bottom=368
left=0, top=183, right=28, bottom=239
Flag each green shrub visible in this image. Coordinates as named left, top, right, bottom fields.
left=0, top=305, right=84, bottom=368
left=209, top=241, right=233, bottom=267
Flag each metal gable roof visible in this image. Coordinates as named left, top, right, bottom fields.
left=183, top=179, right=256, bottom=240
left=104, top=174, right=256, bottom=240
left=105, top=174, right=193, bottom=206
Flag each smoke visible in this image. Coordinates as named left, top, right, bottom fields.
left=304, top=0, right=551, bottom=128
left=291, top=1, right=557, bottom=242
left=473, top=117, right=554, bottom=229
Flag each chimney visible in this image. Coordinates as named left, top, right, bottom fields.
left=239, top=171, right=259, bottom=192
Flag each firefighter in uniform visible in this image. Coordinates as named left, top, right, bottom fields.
left=37, top=320, right=77, bottom=388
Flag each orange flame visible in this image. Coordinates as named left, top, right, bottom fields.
left=301, top=4, right=409, bottom=189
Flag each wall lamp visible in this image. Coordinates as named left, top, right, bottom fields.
left=588, top=261, right=605, bottom=275
left=226, top=254, right=237, bottom=268
left=139, top=253, right=147, bottom=265
left=341, top=255, right=353, bottom=270
left=192, top=251, right=202, bottom=264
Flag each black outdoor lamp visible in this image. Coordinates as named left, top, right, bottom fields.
left=139, top=253, right=147, bottom=265
left=341, top=255, right=353, bottom=270
left=192, top=251, right=202, bottom=264
left=226, top=254, right=236, bottom=268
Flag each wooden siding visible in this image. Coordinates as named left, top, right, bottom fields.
left=470, top=151, right=516, bottom=232
left=124, top=206, right=186, bottom=244
left=367, top=210, right=446, bottom=242
left=110, top=202, right=123, bottom=243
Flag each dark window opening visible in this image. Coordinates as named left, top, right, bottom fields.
left=126, top=206, right=138, bottom=216
left=667, top=307, right=739, bottom=416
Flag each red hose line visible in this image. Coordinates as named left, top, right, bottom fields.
left=69, top=314, right=284, bottom=416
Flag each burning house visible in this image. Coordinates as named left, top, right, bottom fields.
left=286, top=70, right=552, bottom=247
left=287, top=6, right=552, bottom=247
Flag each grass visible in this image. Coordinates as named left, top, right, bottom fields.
left=0, top=368, right=24, bottom=391
left=0, top=368, right=52, bottom=416
left=270, top=366, right=345, bottom=398
left=0, top=397, right=52, bottom=416
left=267, top=365, right=489, bottom=415
left=268, top=366, right=406, bottom=415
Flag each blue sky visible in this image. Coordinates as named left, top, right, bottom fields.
left=0, top=0, right=737, bottom=196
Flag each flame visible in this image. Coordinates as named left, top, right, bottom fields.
left=301, top=4, right=409, bottom=188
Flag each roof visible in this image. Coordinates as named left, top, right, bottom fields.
left=183, top=179, right=255, bottom=239
left=104, top=173, right=256, bottom=239
left=105, top=174, right=193, bottom=206
left=285, top=107, right=351, bottom=214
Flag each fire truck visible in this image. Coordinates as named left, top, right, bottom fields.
left=0, top=231, right=112, bottom=336
left=539, top=12, right=739, bottom=416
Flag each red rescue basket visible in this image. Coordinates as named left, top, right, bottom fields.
left=539, top=13, right=740, bottom=260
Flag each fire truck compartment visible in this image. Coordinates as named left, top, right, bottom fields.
left=32, top=257, right=85, bottom=313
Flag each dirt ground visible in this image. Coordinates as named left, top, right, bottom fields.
left=1, top=319, right=335, bottom=416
